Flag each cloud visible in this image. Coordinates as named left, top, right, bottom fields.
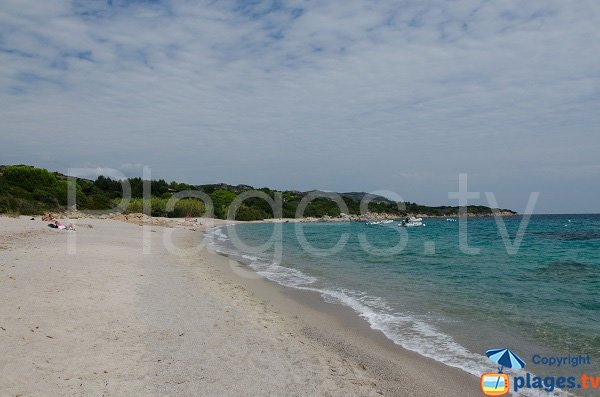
left=1, top=0, right=599, bottom=213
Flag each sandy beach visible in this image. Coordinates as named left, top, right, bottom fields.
left=0, top=215, right=482, bottom=396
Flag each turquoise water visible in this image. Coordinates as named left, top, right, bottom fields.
left=207, top=215, right=599, bottom=394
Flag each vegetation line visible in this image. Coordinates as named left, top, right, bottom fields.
left=0, top=165, right=516, bottom=220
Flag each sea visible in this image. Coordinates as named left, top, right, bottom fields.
left=206, top=214, right=599, bottom=396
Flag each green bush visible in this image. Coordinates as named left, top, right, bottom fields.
left=303, top=198, right=342, bottom=218
left=0, top=195, right=44, bottom=215
left=123, top=197, right=205, bottom=218
left=233, top=204, right=266, bottom=221
left=3, top=165, right=57, bottom=191
left=85, top=194, right=113, bottom=210
left=125, top=198, right=145, bottom=214
left=0, top=166, right=76, bottom=213
left=171, top=198, right=205, bottom=217
left=210, top=189, right=237, bottom=218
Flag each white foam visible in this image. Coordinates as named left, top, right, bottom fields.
left=305, top=287, right=574, bottom=397
left=204, top=226, right=233, bottom=254
left=250, top=260, right=318, bottom=288
left=213, top=227, right=229, bottom=241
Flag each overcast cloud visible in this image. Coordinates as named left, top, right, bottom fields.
left=1, top=0, right=599, bottom=213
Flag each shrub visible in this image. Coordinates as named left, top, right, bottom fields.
left=125, top=198, right=145, bottom=214
left=233, top=205, right=266, bottom=221
left=210, top=189, right=237, bottom=218
left=171, top=198, right=205, bottom=218
left=123, top=197, right=204, bottom=218
left=3, top=165, right=57, bottom=191
left=0, top=195, right=44, bottom=215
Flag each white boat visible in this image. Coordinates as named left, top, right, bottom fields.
left=401, top=221, right=424, bottom=227
left=399, top=217, right=425, bottom=227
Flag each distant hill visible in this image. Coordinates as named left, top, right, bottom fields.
left=0, top=165, right=517, bottom=220
left=339, top=191, right=395, bottom=205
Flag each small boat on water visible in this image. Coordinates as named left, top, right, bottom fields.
left=399, top=217, right=425, bottom=227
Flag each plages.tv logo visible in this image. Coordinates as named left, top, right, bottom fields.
left=481, top=348, right=526, bottom=396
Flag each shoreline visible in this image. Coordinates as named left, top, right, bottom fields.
left=34, top=210, right=520, bottom=227
left=0, top=215, right=483, bottom=396
left=200, top=222, right=495, bottom=395
left=202, top=241, right=484, bottom=396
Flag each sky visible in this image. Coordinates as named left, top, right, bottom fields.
left=1, top=0, right=599, bottom=213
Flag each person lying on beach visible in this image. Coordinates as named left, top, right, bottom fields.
left=47, top=221, right=75, bottom=231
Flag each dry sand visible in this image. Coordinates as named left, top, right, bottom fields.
left=0, top=215, right=482, bottom=396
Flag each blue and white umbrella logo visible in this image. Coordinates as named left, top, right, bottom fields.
left=486, top=348, right=526, bottom=373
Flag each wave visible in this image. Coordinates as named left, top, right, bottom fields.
left=213, top=227, right=230, bottom=241
left=204, top=226, right=574, bottom=397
